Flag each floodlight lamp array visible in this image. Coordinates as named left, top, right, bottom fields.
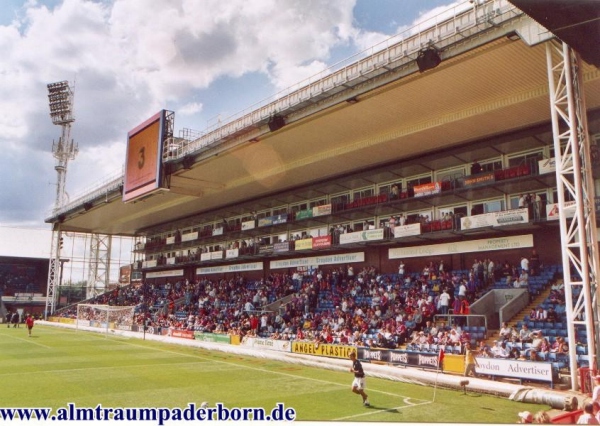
left=47, top=81, right=70, bottom=92
left=47, top=81, right=74, bottom=123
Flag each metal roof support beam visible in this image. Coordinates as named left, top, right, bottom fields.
left=87, top=234, right=112, bottom=299
left=546, top=40, right=600, bottom=391
left=44, top=227, right=61, bottom=319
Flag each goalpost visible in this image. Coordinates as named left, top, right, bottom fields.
left=75, top=304, right=136, bottom=334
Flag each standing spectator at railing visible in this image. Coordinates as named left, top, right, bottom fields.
left=388, top=215, right=396, bottom=237
left=438, top=289, right=450, bottom=315
left=394, top=213, right=403, bottom=227
left=518, top=193, right=528, bottom=209
left=458, top=280, right=467, bottom=299
left=521, top=256, right=530, bottom=275
left=398, top=261, right=405, bottom=279
left=487, top=259, right=496, bottom=285
left=531, top=193, right=542, bottom=221
left=459, top=296, right=470, bottom=316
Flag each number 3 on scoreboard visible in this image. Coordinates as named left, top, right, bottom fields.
left=138, top=146, right=145, bottom=169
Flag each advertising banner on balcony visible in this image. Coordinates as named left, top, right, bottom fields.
left=146, top=269, right=184, bottom=278
left=241, top=220, right=256, bottom=230
left=313, top=235, right=331, bottom=249
left=166, top=236, right=175, bottom=245
left=143, top=259, right=157, bottom=268
left=274, top=242, right=290, bottom=253
left=393, top=223, right=421, bottom=238
left=389, top=234, right=533, bottom=259
left=259, top=244, right=274, bottom=255
left=460, top=208, right=528, bottom=230
left=463, top=171, right=495, bottom=187
left=270, top=252, right=365, bottom=269
left=546, top=201, right=576, bottom=220
left=340, top=228, right=384, bottom=244
left=294, top=238, right=313, bottom=251
left=413, top=182, right=441, bottom=198
left=258, top=217, right=273, bottom=227
left=272, top=214, right=288, bottom=225
left=226, top=248, right=239, bottom=259
left=166, top=257, right=176, bottom=265
left=313, top=204, right=332, bottom=217
left=201, top=252, right=211, bottom=261
left=181, top=232, right=198, bottom=242
left=538, top=157, right=556, bottom=175
left=197, top=262, right=263, bottom=275
left=210, top=251, right=223, bottom=260
left=212, top=227, right=223, bottom=236
left=295, top=209, right=313, bottom=220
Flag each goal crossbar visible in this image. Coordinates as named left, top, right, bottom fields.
left=75, top=304, right=136, bottom=334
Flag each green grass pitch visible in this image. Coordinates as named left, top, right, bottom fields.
left=0, top=324, right=550, bottom=423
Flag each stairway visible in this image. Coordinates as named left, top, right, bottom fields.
left=486, top=284, right=556, bottom=345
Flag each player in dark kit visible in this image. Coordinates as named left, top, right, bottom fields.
left=349, top=351, right=370, bottom=406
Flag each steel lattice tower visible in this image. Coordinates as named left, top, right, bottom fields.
left=546, top=41, right=600, bottom=390
left=45, top=81, right=78, bottom=318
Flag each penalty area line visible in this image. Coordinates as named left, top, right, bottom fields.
left=333, top=400, right=433, bottom=421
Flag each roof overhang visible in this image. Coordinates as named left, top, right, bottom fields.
left=47, top=8, right=600, bottom=236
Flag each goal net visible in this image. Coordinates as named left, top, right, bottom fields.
left=76, top=304, right=136, bottom=333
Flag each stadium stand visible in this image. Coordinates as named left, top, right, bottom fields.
left=43, top=0, right=600, bottom=398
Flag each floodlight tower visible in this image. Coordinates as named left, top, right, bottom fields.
left=45, top=80, right=78, bottom=318
left=47, top=80, right=78, bottom=209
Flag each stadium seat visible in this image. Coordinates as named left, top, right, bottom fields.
left=579, top=354, right=590, bottom=367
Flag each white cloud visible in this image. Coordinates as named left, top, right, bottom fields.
left=178, top=101, right=203, bottom=116
left=0, top=0, right=416, bottom=227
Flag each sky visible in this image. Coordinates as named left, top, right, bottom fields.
left=0, top=0, right=469, bottom=232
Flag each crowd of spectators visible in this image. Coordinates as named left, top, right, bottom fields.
left=0, top=264, right=45, bottom=296
left=55, top=255, right=555, bottom=361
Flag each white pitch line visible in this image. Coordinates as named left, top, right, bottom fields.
left=0, top=361, right=231, bottom=377
left=0, top=331, right=53, bottom=349
left=85, top=332, right=428, bottom=402
left=333, top=400, right=433, bottom=421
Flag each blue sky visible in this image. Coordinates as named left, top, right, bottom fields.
left=0, top=0, right=465, bottom=229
